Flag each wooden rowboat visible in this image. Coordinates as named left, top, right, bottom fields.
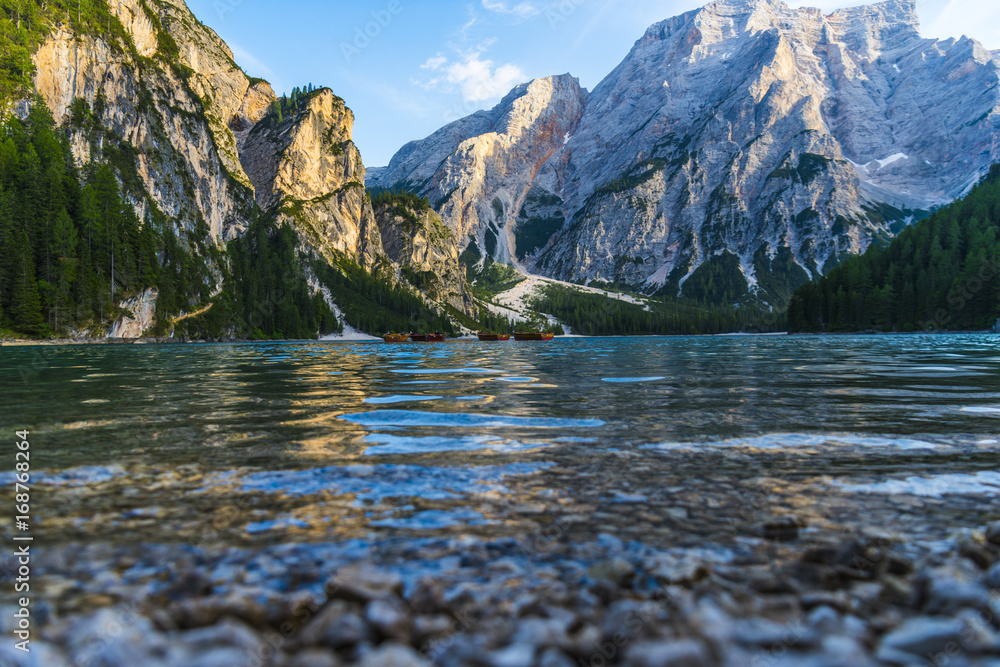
left=477, top=332, right=511, bottom=341
left=411, top=332, right=447, bottom=342
left=382, top=333, right=410, bottom=343
left=513, top=331, right=555, bottom=341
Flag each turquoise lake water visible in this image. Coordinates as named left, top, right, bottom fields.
left=2, top=334, right=999, bottom=548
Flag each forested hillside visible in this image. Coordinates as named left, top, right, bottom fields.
left=788, top=165, right=1000, bottom=333
left=0, top=105, right=217, bottom=336
left=0, top=104, right=451, bottom=340
left=533, top=285, right=785, bottom=336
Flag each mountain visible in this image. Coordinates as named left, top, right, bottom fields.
left=788, top=164, right=1000, bottom=333
left=369, top=74, right=588, bottom=266
left=0, top=0, right=474, bottom=339
left=370, top=0, right=1000, bottom=305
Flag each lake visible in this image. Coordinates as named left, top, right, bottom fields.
left=3, top=334, right=999, bottom=547
left=2, top=334, right=999, bottom=666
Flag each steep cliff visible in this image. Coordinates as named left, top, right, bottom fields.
left=6, top=0, right=471, bottom=338
left=31, top=0, right=267, bottom=243
left=373, top=0, right=1000, bottom=305
left=240, top=89, right=384, bottom=267
left=372, top=194, right=476, bottom=316
left=369, top=74, right=588, bottom=267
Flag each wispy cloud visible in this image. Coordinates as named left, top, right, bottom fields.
left=481, top=0, right=540, bottom=18
left=445, top=52, right=525, bottom=101
left=415, top=51, right=525, bottom=102
left=421, top=55, right=448, bottom=70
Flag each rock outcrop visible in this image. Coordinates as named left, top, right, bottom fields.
left=373, top=198, right=476, bottom=316
left=372, top=0, right=1000, bottom=301
left=31, top=0, right=274, bottom=243
left=369, top=74, right=588, bottom=267
left=23, top=0, right=470, bottom=333
left=109, top=288, right=160, bottom=338
left=240, top=90, right=384, bottom=267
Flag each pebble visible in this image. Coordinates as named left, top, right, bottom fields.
left=366, top=598, right=412, bottom=643
left=986, top=561, right=1000, bottom=589
left=357, top=642, right=432, bottom=667
left=625, top=638, right=712, bottom=667
left=537, top=647, right=576, bottom=667
left=586, top=557, right=635, bottom=586
left=331, top=564, right=404, bottom=603
left=921, top=569, right=991, bottom=615
left=877, top=616, right=966, bottom=664
left=297, top=601, right=373, bottom=648
left=288, top=649, right=344, bottom=667
left=762, top=516, right=805, bottom=542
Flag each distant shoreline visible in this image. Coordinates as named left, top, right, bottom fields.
left=2, top=329, right=998, bottom=347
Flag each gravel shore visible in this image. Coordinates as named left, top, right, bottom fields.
left=2, top=520, right=999, bottom=667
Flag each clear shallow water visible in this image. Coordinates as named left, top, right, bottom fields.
left=2, top=334, right=999, bottom=547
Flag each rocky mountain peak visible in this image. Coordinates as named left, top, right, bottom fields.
left=827, top=0, right=920, bottom=57
left=491, top=74, right=587, bottom=142
left=377, top=0, right=1000, bottom=304
left=831, top=0, right=918, bottom=28
left=239, top=87, right=384, bottom=266
left=369, top=73, right=588, bottom=264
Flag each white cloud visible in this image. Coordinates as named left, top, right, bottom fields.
left=421, top=55, right=448, bottom=70
left=482, top=0, right=540, bottom=18
left=445, top=52, right=526, bottom=101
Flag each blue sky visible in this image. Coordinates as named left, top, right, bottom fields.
left=184, top=0, right=1000, bottom=167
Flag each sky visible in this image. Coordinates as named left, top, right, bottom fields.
left=183, top=0, right=1000, bottom=168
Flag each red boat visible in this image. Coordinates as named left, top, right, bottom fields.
left=513, top=331, right=555, bottom=341
left=477, top=332, right=511, bottom=341
left=382, top=333, right=410, bottom=343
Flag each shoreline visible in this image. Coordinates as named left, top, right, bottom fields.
left=3, top=328, right=998, bottom=346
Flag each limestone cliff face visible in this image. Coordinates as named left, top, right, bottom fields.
left=373, top=200, right=476, bottom=317
left=24, top=0, right=472, bottom=337
left=369, top=74, right=588, bottom=266
left=31, top=0, right=272, bottom=244
left=108, top=289, right=159, bottom=339
left=374, top=0, right=1000, bottom=300
left=155, top=0, right=274, bottom=190
left=240, top=90, right=384, bottom=267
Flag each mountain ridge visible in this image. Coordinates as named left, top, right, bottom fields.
left=0, top=0, right=478, bottom=339
left=371, top=0, right=1000, bottom=306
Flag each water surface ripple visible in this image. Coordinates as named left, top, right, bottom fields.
left=2, top=333, right=999, bottom=547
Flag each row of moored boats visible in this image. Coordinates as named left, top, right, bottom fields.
left=382, top=331, right=555, bottom=343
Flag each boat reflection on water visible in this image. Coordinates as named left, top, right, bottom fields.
left=477, top=332, right=511, bottom=342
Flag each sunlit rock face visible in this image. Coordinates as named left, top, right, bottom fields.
left=241, top=90, right=385, bottom=267
left=373, top=0, right=1000, bottom=300
left=368, top=74, right=589, bottom=266
left=31, top=0, right=273, bottom=243
left=28, top=0, right=472, bottom=316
